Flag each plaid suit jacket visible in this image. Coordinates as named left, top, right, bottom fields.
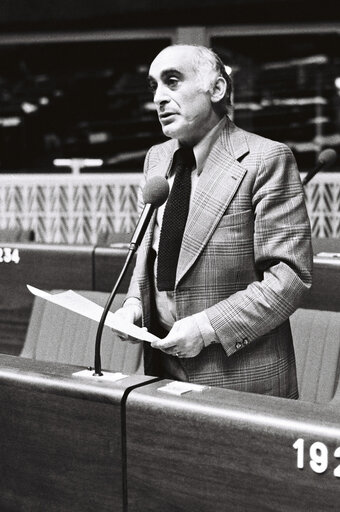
left=127, top=117, right=313, bottom=397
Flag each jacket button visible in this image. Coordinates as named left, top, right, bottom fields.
left=243, top=338, right=249, bottom=346
left=235, top=342, right=242, bottom=349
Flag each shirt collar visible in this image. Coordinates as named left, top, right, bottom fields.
left=173, top=116, right=226, bottom=176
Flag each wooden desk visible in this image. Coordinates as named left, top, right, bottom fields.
left=0, top=355, right=153, bottom=512
left=3, top=353, right=340, bottom=511
left=126, top=381, right=340, bottom=511
left=312, top=237, right=340, bottom=255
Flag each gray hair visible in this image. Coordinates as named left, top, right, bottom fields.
left=174, top=44, right=233, bottom=113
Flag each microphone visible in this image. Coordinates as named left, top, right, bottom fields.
left=302, top=148, right=337, bottom=186
left=93, top=175, right=169, bottom=376
left=129, top=175, right=170, bottom=251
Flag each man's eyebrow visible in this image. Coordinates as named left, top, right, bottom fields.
left=147, top=69, right=183, bottom=83
left=161, top=69, right=183, bottom=79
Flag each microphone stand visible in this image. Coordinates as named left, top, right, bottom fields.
left=91, top=176, right=169, bottom=376
left=302, top=149, right=337, bottom=187
left=93, top=247, right=136, bottom=376
left=93, top=204, right=156, bottom=377
left=301, top=163, right=323, bottom=187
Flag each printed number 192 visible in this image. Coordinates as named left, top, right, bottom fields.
left=293, top=438, right=340, bottom=477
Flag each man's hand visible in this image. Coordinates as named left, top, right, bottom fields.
left=151, top=317, right=204, bottom=358
left=112, top=304, right=144, bottom=344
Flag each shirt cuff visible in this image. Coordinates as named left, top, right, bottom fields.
left=192, top=311, right=218, bottom=347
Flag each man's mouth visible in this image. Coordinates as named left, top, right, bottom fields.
left=159, top=112, right=177, bottom=120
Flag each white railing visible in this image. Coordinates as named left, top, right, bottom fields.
left=0, top=173, right=142, bottom=244
left=303, top=173, right=340, bottom=238
left=0, top=172, right=339, bottom=244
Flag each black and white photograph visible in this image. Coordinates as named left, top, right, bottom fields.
left=0, top=1, right=339, bottom=510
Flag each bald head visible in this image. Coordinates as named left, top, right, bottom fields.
left=148, top=45, right=231, bottom=145
left=150, top=45, right=232, bottom=112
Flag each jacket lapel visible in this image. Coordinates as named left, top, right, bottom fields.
left=146, top=139, right=177, bottom=180
left=138, top=139, right=177, bottom=254
left=176, top=120, right=249, bottom=287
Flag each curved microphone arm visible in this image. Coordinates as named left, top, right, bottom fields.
left=93, top=248, right=136, bottom=376
left=92, top=175, right=169, bottom=376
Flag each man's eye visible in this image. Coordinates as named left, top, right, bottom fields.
left=167, top=77, right=179, bottom=88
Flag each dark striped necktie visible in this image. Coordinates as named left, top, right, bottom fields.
left=157, top=146, right=195, bottom=292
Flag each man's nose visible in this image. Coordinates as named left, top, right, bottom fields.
left=153, top=84, right=169, bottom=106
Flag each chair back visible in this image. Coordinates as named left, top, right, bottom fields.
left=290, top=308, right=340, bottom=403
left=21, top=291, right=143, bottom=374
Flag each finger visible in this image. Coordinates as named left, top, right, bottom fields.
left=112, top=329, right=128, bottom=340
left=153, top=330, right=182, bottom=349
left=116, top=334, right=128, bottom=341
left=164, top=347, right=179, bottom=356
left=151, top=339, right=177, bottom=350
left=161, top=345, right=183, bottom=357
left=114, top=331, right=137, bottom=343
left=121, top=336, right=142, bottom=345
left=127, top=339, right=142, bottom=345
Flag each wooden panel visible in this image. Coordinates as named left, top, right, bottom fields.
left=303, top=237, right=340, bottom=311
left=0, top=355, right=152, bottom=512
left=0, top=243, right=94, bottom=355
left=126, top=381, right=340, bottom=511
left=312, top=237, right=340, bottom=255
left=94, top=246, right=136, bottom=293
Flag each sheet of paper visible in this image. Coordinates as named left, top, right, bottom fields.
left=27, top=285, right=160, bottom=343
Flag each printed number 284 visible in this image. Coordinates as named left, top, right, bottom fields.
left=0, top=247, right=20, bottom=264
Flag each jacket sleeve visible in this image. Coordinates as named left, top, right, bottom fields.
left=205, top=142, right=313, bottom=357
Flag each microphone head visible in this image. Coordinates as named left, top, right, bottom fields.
left=142, top=176, right=169, bottom=207
left=318, top=148, right=337, bottom=169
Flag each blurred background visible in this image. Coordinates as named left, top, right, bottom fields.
left=0, top=0, right=339, bottom=243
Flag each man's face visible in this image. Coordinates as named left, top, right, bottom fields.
left=148, top=47, right=216, bottom=146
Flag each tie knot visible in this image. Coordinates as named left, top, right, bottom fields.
left=173, top=146, right=196, bottom=172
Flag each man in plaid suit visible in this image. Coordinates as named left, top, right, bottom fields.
left=114, top=44, right=312, bottom=398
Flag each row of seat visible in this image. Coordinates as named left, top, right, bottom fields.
left=21, top=291, right=144, bottom=375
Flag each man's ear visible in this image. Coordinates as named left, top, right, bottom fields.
left=210, top=76, right=227, bottom=104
